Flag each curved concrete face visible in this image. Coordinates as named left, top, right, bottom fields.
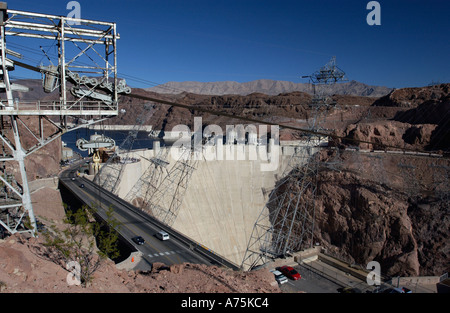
left=173, top=155, right=290, bottom=266
left=111, top=145, right=292, bottom=266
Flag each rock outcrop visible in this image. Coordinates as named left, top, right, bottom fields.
left=339, top=121, right=437, bottom=151
left=372, top=84, right=449, bottom=108
left=296, top=151, right=450, bottom=277
left=0, top=234, right=280, bottom=293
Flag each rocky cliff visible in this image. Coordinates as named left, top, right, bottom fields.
left=310, top=151, right=449, bottom=277
left=1, top=116, right=62, bottom=183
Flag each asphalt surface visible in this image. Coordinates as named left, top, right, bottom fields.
left=59, top=165, right=217, bottom=270
left=278, top=263, right=342, bottom=293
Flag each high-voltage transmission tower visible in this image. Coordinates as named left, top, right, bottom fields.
left=303, top=56, right=347, bottom=108
left=241, top=56, right=347, bottom=270
left=124, top=145, right=198, bottom=227
left=0, top=3, right=126, bottom=236
left=147, top=146, right=198, bottom=226
left=124, top=145, right=170, bottom=208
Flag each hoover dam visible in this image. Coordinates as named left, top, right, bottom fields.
left=94, top=138, right=320, bottom=267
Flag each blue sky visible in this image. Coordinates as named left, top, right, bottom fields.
left=7, top=0, right=450, bottom=89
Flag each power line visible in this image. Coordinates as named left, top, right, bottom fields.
left=7, top=41, right=448, bottom=155
left=122, top=92, right=444, bottom=156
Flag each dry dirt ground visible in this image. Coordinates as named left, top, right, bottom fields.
left=0, top=187, right=281, bottom=293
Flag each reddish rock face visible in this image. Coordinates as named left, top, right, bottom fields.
left=340, top=120, right=438, bottom=151
left=5, top=81, right=448, bottom=281
left=372, top=84, right=449, bottom=108
left=2, top=116, right=62, bottom=183
left=280, top=150, right=449, bottom=277
left=0, top=234, right=281, bottom=293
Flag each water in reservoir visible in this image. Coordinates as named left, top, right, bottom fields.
left=62, top=128, right=166, bottom=157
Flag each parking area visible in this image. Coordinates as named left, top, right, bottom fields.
left=271, top=253, right=439, bottom=293
left=278, top=263, right=342, bottom=293
left=274, top=258, right=379, bottom=293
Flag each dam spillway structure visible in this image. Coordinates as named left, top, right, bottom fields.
left=0, top=2, right=126, bottom=236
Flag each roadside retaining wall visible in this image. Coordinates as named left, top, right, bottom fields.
left=29, top=177, right=59, bottom=193
left=116, top=251, right=144, bottom=271
left=395, top=276, right=440, bottom=285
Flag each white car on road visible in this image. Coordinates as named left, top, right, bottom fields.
left=270, top=269, right=288, bottom=285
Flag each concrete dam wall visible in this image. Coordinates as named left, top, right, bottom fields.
left=109, top=143, right=310, bottom=266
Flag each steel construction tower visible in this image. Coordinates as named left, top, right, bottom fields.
left=0, top=3, right=125, bottom=236
left=241, top=57, right=347, bottom=270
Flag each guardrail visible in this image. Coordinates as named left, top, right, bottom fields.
left=82, top=176, right=241, bottom=270
left=0, top=100, right=117, bottom=116
left=343, top=147, right=443, bottom=158
left=58, top=176, right=138, bottom=257
left=59, top=169, right=240, bottom=270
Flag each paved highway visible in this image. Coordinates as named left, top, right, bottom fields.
left=59, top=162, right=227, bottom=270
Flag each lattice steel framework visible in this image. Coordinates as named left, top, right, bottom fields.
left=241, top=142, right=320, bottom=270
left=241, top=57, right=347, bottom=270
left=397, top=162, right=420, bottom=199
left=124, top=146, right=170, bottom=209
left=429, top=163, right=450, bottom=201
left=93, top=102, right=156, bottom=194
left=146, top=146, right=198, bottom=227
left=0, top=3, right=123, bottom=236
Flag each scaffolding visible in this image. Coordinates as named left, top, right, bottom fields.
left=147, top=146, right=198, bottom=226
left=124, top=146, right=170, bottom=210
left=241, top=56, right=347, bottom=270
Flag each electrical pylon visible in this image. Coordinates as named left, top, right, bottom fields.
left=146, top=146, right=198, bottom=226
left=124, top=145, right=170, bottom=209
left=241, top=56, right=347, bottom=270
left=0, top=3, right=124, bottom=236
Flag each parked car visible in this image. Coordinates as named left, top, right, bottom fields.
left=132, top=236, right=145, bottom=245
left=277, top=265, right=301, bottom=280
left=270, top=269, right=288, bottom=285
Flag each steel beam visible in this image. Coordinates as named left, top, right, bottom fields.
left=0, top=4, right=121, bottom=237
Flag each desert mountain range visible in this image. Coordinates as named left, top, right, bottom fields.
left=146, top=79, right=393, bottom=97
left=12, top=78, right=393, bottom=100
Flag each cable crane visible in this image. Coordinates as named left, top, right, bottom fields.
left=0, top=2, right=128, bottom=236
left=76, top=132, right=116, bottom=175
left=76, top=133, right=116, bottom=155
